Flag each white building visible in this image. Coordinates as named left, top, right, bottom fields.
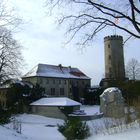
left=22, top=64, right=91, bottom=100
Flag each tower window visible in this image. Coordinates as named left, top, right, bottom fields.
left=109, top=67, right=112, bottom=73
left=108, top=55, right=111, bottom=60
left=108, top=44, right=110, bottom=48
left=109, top=67, right=112, bottom=78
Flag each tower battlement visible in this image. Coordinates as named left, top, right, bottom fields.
left=104, top=35, right=123, bottom=42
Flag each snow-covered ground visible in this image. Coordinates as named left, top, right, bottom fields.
left=88, top=128, right=140, bottom=140
left=5, top=114, right=65, bottom=140
left=0, top=125, right=30, bottom=140
left=1, top=105, right=140, bottom=140
left=81, top=105, right=100, bottom=115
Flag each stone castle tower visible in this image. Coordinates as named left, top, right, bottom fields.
left=104, top=35, right=125, bottom=80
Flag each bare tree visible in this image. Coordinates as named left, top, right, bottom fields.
left=46, top=0, right=140, bottom=47
left=0, top=0, right=22, bottom=28
left=0, top=1, right=23, bottom=83
left=126, top=58, right=140, bottom=80
left=0, top=27, right=23, bottom=82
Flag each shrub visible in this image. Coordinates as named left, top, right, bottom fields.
left=0, top=108, right=10, bottom=124
left=58, top=118, right=90, bottom=140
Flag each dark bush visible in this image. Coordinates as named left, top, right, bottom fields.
left=0, top=108, right=10, bottom=124
left=58, top=118, right=90, bottom=140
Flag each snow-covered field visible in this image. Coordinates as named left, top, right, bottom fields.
left=0, top=125, right=30, bottom=140
left=88, top=128, right=140, bottom=140
left=1, top=105, right=140, bottom=140
left=5, top=114, right=65, bottom=140
left=81, top=105, right=100, bottom=115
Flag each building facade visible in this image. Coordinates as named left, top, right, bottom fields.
left=22, top=64, right=91, bottom=100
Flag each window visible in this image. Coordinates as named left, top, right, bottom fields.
left=40, top=78, right=43, bottom=84
left=108, top=44, right=110, bottom=48
left=51, top=88, right=55, bottom=95
left=60, top=88, right=64, bottom=95
left=59, top=80, right=61, bottom=84
left=53, top=79, right=55, bottom=84
left=82, top=81, right=85, bottom=85
left=46, top=79, right=49, bottom=84
left=69, top=88, right=72, bottom=93
left=64, top=80, right=66, bottom=84
left=77, top=81, right=79, bottom=86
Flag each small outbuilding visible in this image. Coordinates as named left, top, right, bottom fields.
left=30, top=97, right=81, bottom=119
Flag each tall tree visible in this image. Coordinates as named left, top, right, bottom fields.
left=0, top=1, right=23, bottom=83
left=47, top=0, right=140, bottom=47
left=126, top=58, right=140, bottom=80
left=0, top=27, right=23, bottom=82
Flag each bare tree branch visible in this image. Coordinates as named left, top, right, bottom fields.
left=46, top=0, right=140, bottom=46
left=129, top=0, right=140, bottom=14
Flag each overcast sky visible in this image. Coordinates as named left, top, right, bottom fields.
left=7, top=0, right=140, bottom=85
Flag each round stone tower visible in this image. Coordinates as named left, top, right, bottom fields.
left=104, top=35, right=125, bottom=80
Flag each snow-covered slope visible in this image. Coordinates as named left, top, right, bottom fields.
left=0, top=125, right=30, bottom=140
left=88, top=128, right=140, bottom=140
left=4, top=114, right=65, bottom=140
left=1, top=106, right=140, bottom=140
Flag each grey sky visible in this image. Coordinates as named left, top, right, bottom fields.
left=7, top=0, right=140, bottom=85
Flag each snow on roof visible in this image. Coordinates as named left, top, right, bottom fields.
left=23, top=64, right=90, bottom=80
left=30, top=97, right=81, bottom=106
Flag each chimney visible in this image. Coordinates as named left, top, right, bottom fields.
left=58, top=64, right=63, bottom=72
left=69, top=66, right=71, bottom=72
left=58, top=64, right=62, bottom=68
